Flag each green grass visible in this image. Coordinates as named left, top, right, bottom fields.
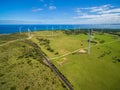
left=32, top=30, right=89, bottom=58
left=0, top=33, right=27, bottom=44
left=1, top=31, right=120, bottom=90
left=32, top=30, right=120, bottom=90
left=0, top=34, right=66, bottom=90
left=53, top=40, right=120, bottom=90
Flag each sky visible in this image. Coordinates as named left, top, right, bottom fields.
left=0, top=0, right=120, bottom=24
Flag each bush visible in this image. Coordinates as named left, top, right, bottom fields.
left=10, top=86, right=16, bottom=90
left=24, top=86, right=30, bottom=90
left=47, top=47, right=54, bottom=52
left=99, top=40, right=105, bottom=43
left=0, top=74, right=4, bottom=77
left=1, top=82, right=6, bottom=85
left=55, top=52, right=59, bottom=55
left=50, top=49, right=54, bottom=52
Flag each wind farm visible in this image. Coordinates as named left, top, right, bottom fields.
left=0, top=0, right=120, bottom=90
left=0, top=27, right=120, bottom=90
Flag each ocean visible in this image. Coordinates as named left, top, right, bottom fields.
left=0, top=24, right=120, bottom=34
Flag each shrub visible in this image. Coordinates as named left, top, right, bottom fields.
left=10, top=86, right=16, bottom=90
left=1, top=82, right=6, bottom=85
left=47, top=47, right=54, bottom=52
left=99, top=40, right=105, bottom=43
left=55, top=52, right=59, bottom=55
left=0, top=74, right=4, bottom=77
left=24, top=86, right=30, bottom=90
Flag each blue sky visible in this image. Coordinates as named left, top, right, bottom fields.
left=0, top=0, right=120, bottom=24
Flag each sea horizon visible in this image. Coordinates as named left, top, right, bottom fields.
left=0, top=24, right=120, bottom=34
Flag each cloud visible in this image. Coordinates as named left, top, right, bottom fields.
left=74, top=13, right=120, bottom=19
left=74, top=4, right=120, bottom=24
left=0, top=20, right=43, bottom=24
left=99, top=8, right=120, bottom=14
left=75, top=4, right=114, bottom=14
left=32, top=8, right=43, bottom=12
left=49, top=6, right=56, bottom=10
left=90, top=4, right=113, bottom=12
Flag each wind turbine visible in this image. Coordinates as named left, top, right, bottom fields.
left=51, top=26, right=54, bottom=36
left=19, top=27, right=22, bottom=35
left=19, top=26, right=22, bottom=40
left=88, top=29, right=92, bottom=54
left=28, top=28, right=31, bottom=38
left=34, top=27, right=36, bottom=32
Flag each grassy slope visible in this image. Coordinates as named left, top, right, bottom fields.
left=32, top=31, right=88, bottom=58
left=33, top=30, right=120, bottom=90
left=0, top=34, right=66, bottom=90
left=0, top=33, right=27, bottom=44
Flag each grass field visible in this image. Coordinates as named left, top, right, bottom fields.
left=0, top=30, right=120, bottom=90
left=0, top=33, right=66, bottom=90
left=0, top=33, right=27, bottom=44
left=32, top=30, right=120, bottom=90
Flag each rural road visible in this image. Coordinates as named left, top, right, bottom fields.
left=40, top=52, right=74, bottom=90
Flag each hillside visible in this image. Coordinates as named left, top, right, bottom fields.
left=0, top=33, right=66, bottom=90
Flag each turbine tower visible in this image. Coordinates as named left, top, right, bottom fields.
left=88, top=29, right=92, bottom=54
left=19, top=27, right=22, bottom=34
left=51, top=26, right=54, bottom=36
left=19, top=27, right=22, bottom=40
left=34, top=27, right=36, bottom=32
left=28, top=28, right=31, bottom=38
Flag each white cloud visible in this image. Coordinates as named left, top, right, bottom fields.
left=74, top=13, right=120, bottom=19
left=32, top=8, right=43, bottom=12
left=75, top=4, right=114, bottom=14
left=74, top=4, right=120, bottom=24
left=74, top=13, right=120, bottom=24
left=74, top=14, right=100, bottom=19
left=49, top=6, right=56, bottom=10
left=91, top=4, right=113, bottom=12
left=99, top=8, right=120, bottom=14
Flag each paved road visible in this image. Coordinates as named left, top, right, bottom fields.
left=44, top=56, right=74, bottom=90
left=41, top=54, right=74, bottom=90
